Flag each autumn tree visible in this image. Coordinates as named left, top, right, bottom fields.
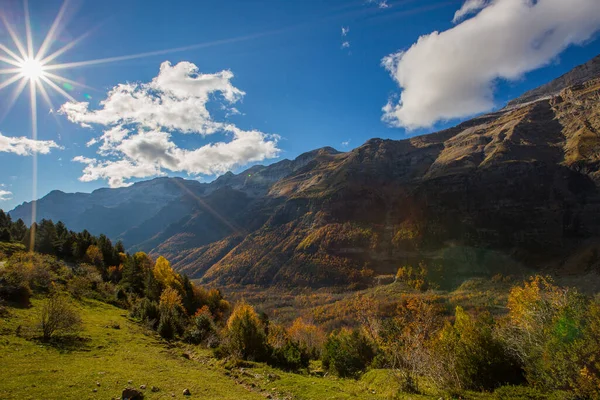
left=157, top=287, right=185, bottom=340
left=224, top=302, right=268, bottom=361
left=499, top=276, right=598, bottom=393
left=288, top=317, right=325, bottom=358
left=429, top=307, right=522, bottom=391
left=377, top=296, right=443, bottom=393
left=153, top=256, right=182, bottom=292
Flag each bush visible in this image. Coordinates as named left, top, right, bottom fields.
left=288, top=318, right=325, bottom=359
left=224, top=302, right=269, bottom=361
left=0, top=272, right=32, bottom=306
left=271, top=340, right=310, bottom=371
left=39, top=293, right=82, bottom=341
left=499, top=276, right=599, bottom=394
left=430, top=307, right=523, bottom=391
left=322, top=328, right=375, bottom=378
left=183, top=306, right=218, bottom=345
left=131, top=298, right=159, bottom=328
left=267, top=323, right=310, bottom=371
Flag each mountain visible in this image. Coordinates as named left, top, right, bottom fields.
left=10, top=55, right=600, bottom=288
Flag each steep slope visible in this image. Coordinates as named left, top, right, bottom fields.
left=8, top=55, right=600, bottom=288
left=194, top=59, right=600, bottom=287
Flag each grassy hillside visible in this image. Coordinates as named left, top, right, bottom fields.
left=0, top=297, right=430, bottom=400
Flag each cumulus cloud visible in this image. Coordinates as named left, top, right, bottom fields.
left=0, top=189, right=12, bottom=201
left=0, top=132, right=62, bottom=156
left=382, top=0, right=600, bottom=130
left=342, top=27, right=349, bottom=36
left=60, top=61, right=243, bottom=134
left=342, top=41, right=350, bottom=49
left=62, top=61, right=280, bottom=187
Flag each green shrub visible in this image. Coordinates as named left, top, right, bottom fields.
left=183, top=306, right=218, bottom=345
left=131, top=298, right=159, bottom=328
left=224, top=302, right=268, bottom=361
left=430, top=307, right=523, bottom=391
left=270, top=340, right=310, bottom=371
left=322, top=328, right=375, bottom=378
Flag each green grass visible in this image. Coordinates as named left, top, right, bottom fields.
left=0, top=297, right=455, bottom=400
left=0, top=296, right=556, bottom=400
left=0, top=298, right=268, bottom=399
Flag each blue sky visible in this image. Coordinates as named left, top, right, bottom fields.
left=1, top=0, right=600, bottom=211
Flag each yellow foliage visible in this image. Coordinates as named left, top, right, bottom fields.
left=153, top=256, right=181, bottom=290
left=288, top=317, right=325, bottom=353
left=227, top=302, right=261, bottom=330
left=84, top=245, right=103, bottom=267
left=159, top=287, right=184, bottom=311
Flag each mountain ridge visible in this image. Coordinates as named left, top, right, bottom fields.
left=9, top=54, right=600, bottom=288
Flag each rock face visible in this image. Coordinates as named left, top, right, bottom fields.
left=508, top=55, right=600, bottom=107
left=8, top=55, right=600, bottom=288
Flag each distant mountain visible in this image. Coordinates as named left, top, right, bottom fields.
left=10, top=55, right=600, bottom=288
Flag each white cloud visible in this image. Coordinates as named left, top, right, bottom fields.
left=452, top=0, right=488, bottom=23
left=72, top=156, right=163, bottom=188
left=59, top=61, right=243, bottom=135
left=341, top=139, right=351, bottom=147
left=62, top=61, right=280, bottom=187
left=71, top=127, right=279, bottom=188
left=0, top=189, right=12, bottom=201
left=0, top=132, right=62, bottom=156
left=368, top=0, right=390, bottom=9
left=342, top=27, right=350, bottom=36
left=342, top=41, right=350, bottom=49
left=382, top=0, right=600, bottom=130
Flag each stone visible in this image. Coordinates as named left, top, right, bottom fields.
left=151, top=386, right=159, bottom=392
left=183, top=388, right=191, bottom=396
left=122, top=387, right=143, bottom=400
left=139, top=385, right=146, bottom=390
left=96, top=382, right=101, bottom=387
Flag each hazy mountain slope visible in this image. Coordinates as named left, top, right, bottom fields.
left=8, top=55, right=600, bottom=288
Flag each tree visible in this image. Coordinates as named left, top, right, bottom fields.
left=10, top=218, right=27, bottom=242
left=225, top=302, right=269, bottom=361
left=322, top=328, right=375, bottom=378
left=122, top=252, right=152, bottom=295
left=153, top=256, right=181, bottom=291
left=288, top=318, right=325, bottom=358
left=430, top=307, right=522, bottom=391
left=499, top=276, right=594, bottom=392
left=84, top=244, right=105, bottom=278
left=39, top=293, right=82, bottom=341
left=157, top=287, right=185, bottom=340
left=377, top=296, right=444, bottom=393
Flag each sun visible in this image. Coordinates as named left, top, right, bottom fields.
left=18, top=58, right=46, bottom=81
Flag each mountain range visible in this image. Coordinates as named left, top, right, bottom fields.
left=10, top=55, right=600, bottom=288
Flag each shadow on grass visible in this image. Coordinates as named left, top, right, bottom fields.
left=33, top=335, right=93, bottom=353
